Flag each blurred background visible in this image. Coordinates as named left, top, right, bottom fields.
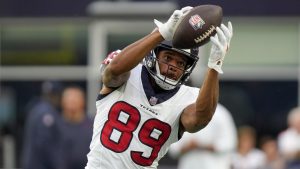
left=0, top=0, right=300, bottom=168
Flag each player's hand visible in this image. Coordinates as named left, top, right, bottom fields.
left=154, top=6, right=193, bottom=41
left=208, top=21, right=233, bottom=74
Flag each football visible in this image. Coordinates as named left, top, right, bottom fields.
left=172, top=5, right=223, bottom=49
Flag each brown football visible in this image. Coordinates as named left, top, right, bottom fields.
left=172, top=5, right=223, bottom=49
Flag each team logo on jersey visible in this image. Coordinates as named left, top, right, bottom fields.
left=149, top=96, right=158, bottom=106
left=189, top=14, right=205, bottom=30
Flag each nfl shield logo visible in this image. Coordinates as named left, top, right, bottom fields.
left=189, top=15, right=205, bottom=30
left=149, top=96, right=158, bottom=106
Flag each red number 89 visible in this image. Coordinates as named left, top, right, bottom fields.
left=100, top=101, right=171, bottom=166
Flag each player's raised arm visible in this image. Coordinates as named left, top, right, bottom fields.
left=180, top=22, right=233, bottom=134
left=102, top=8, right=188, bottom=88
left=102, top=31, right=163, bottom=88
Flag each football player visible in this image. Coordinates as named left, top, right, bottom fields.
left=85, top=6, right=233, bottom=169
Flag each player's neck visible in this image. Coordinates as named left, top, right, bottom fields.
left=148, top=75, right=166, bottom=93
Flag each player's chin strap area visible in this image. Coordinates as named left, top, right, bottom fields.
left=153, top=61, right=183, bottom=90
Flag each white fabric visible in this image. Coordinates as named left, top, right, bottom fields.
left=231, top=149, right=266, bottom=169
left=85, top=64, right=199, bottom=169
left=168, top=104, right=237, bottom=169
left=278, top=128, right=300, bottom=155
left=208, top=22, right=233, bottom=74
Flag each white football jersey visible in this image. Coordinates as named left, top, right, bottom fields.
left=86, top=64, right=199, bottom=169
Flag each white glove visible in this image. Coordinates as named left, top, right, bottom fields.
left=208, top=22, right=233, bottom=74
left=154, top=6, right=193, bottom=41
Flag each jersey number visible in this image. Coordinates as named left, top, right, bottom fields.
left=100, top=101, right=171, bottom=166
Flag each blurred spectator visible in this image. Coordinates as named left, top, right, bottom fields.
left=260, top=136, right=285, bottom=169
left=278, top=107, right=300, bottom=169
left=168, top=103, right=237, bottom=169
left=22, top=81, right=63, bottom=169
left=231, top=125, right=266, bottom=169
left=59, top=86, right=93, bottom=169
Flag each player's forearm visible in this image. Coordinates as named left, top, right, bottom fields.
left=106, top=30, right=163, bottom=76
left=181, top=69, right=219, bottom=133
left=194, top=68, right=219, bottom=129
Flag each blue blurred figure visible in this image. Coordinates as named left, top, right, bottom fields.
left=22, top=81, right=64, bottom=169
left=59, top=86, right=93, bottom=169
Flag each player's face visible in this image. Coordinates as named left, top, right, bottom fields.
left=157, top=50, right=187, bottom=81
